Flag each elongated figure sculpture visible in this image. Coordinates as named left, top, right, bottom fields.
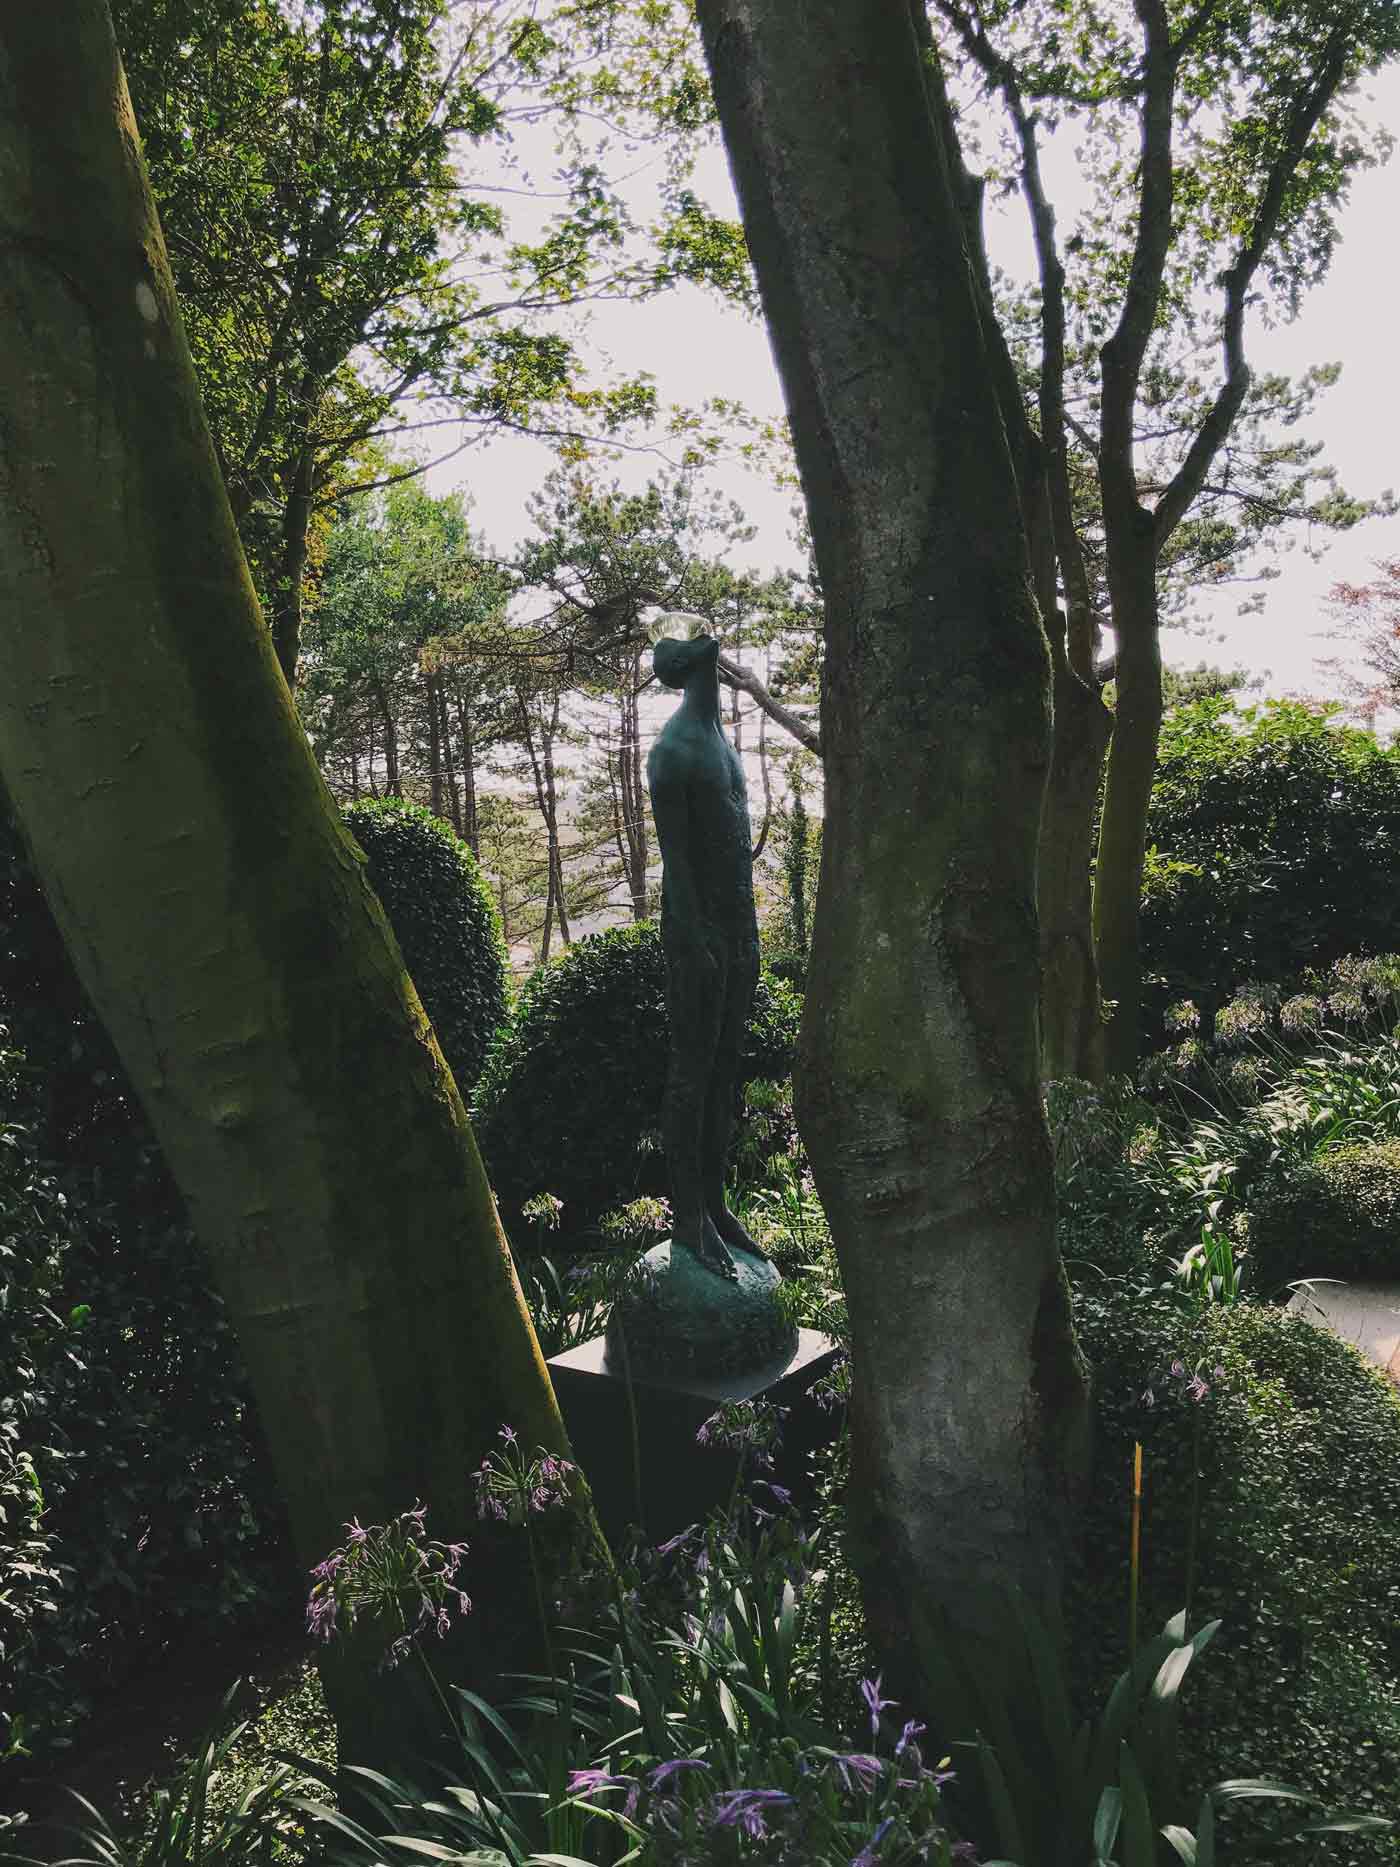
left=650, top=628, right=765, bottom=1280
left=606, top=622, right=796, bottom=1379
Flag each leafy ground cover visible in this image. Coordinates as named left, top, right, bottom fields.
left=7, top=999, right=1400, bottom=1864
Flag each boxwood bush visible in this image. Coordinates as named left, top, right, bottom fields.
left=473, top=922, right=801, bottom=1239
left=0, top=1040, right=286, bottom=1771
left=1243, top=1138, right=1400, bottom=1292
left=342, top=799, right=509, bottom=1100
left=1074, top=1286, right=1400, bottom=1854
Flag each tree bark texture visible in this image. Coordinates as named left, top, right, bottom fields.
left=695, top=0, right=1089, bottom=1683
left=1040, top=654, right=1112, bottom=1082
left=1093, top=531, right=1163, bottom=1076
left=0, top=1, right=589, bottom=1761
left=454, top=681, right=479, bottom=854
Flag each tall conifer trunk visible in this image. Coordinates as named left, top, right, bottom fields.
left=695, top=0, right=1089, bottom=1687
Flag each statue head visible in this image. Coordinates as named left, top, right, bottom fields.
left=652, top=631, right=719, bottom=689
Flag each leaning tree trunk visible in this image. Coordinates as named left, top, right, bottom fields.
left=0, top=0, right=596, bottom=1767
left=695, top=0, right=1089, bottom=1691
left=1094, top=531, right=1163, bottom=1077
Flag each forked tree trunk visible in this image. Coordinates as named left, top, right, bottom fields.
left=1094, top=533, right=1163, bottom=1077
left=1041, top=654, right=1113, bottom=1082
left=0, top=1, right=594, bottom=1765
left=696, top=0, right=1089, bottom=1686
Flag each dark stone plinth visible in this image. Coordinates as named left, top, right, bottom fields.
left=549, top=1327, right=842, bottom=1545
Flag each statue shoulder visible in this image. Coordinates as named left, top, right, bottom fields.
left=648, top=721, right=699, bottom=788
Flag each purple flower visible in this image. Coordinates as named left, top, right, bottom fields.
left=708, top=1789, right=794, bottom=1839
left=566, top=1768, right=634, bottom=1802
left=648, top=1758, right=711, bottom=1791
left=860, top=1674, right=896, bottom=1739
left=311, top=1552, right=343, bottom=1583
left=851, top=1817, right=894, bottom=1867
left=305, top=1590, right=337, bottom=1642
left=344, top=1518, right=368, bottom=1545
left=499, top=1424, right=518, bottom=1445
left=831, top=1751, right=885, bottom=1793
left=895, top=1718, right=926, bottom=1756
left=1142, top=1386, right=1156, bottom=1408
left=656, top=1524, right=698, bottom=1557
left=1213, top=1364, right=1226, bottom=1380
left=1170, top=1359, right=1186, bottom=1378
left=1186, top=1373, right=1210, bottom=1403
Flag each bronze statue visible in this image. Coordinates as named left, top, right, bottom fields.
left=602, top=620, right=794, bottom=1380
left=648, top=627, right=769, bottom=1283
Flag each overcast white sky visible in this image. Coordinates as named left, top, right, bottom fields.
left=430, top=56, right=1400, bottom=708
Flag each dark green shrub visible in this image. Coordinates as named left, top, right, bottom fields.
left=0, top=804, right=287, bottom=1771
left=473, top=922, right=801, bottom=1236
left=0, top=1040, right=74, bottom=1760
left=1073, top=1287, right=1400, bottom=1852
left=1243, top=1138, right=1400, bottom=1292
left=1141, top=698, right=1400, bottom=1032
left=342, top=799, right=509, bottom=1100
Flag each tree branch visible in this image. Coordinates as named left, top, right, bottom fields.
left=716, top=650, right=821, bottom=757
left=1098, top=0, right=1176, bottom=529
left=1152, top=25, right=1352, bottom=549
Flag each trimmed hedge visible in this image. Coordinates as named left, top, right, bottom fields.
left=0, top=1042, right=284, bottom=1767
left=342, top=799, right=509, bottom=1099
left=1243, top=1138, right=1400, bottom=1293
left=474, top=922, right=801, bottom=1237
left=1074, top=1288, right=1400, bottom=1853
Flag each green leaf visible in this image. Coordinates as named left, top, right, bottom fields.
left=1160, top=1824, right=1196, bottom=1865
left=1118, top=1745, right=1156, bottom=1867
left=1093, top=1784, right=1123, bottom=1860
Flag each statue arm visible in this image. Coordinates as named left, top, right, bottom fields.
left=649, top=758, right=704, bottom=930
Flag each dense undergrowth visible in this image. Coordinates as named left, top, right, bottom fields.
left=4, top=941, right=1400, bottom=1860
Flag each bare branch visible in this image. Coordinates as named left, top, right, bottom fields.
left=1152, top=25, right=1352, bottom=548
left=716, top=649, right=821, bottom=757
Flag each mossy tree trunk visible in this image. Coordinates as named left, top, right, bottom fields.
left=911, top=3, right=1110, bottom=1084
left=0, top=0, right=594, bottom=1766
left=695, top=0, right=1089, bottom=1689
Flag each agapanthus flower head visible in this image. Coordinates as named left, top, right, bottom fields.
left=474, top=1427, right=577, bottom=1526
left=707, top=1788, right=794, bottom=1838
left=656, top=1524, right=698, bottom=1557
left=694, top=1398, right=787, bottom=1466
left=303, top=1501, right=470, bottom=1667
left=566, top=1767, right=634, bottom=1802
left=305, top=1588, right=338, bottom=1642
left=831, top=1751, right=885, bottom=1794
left=860, top=1674, right=896, bottom=1738
left=648, top=1758, right=711, bottom=1792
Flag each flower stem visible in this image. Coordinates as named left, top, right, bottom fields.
left=1129, top=1441, right=1143, bottom=1670
left=525, top=1518, right=556, bottom=1683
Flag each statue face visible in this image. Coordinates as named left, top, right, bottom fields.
left=653, top=632, right=718, bottom=689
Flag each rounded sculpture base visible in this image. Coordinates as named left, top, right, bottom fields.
left=605, top=1239, right=798, bottom=1383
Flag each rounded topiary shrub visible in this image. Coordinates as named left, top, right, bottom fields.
left=1074, top=1287, right=1400, bottom=1846
left=342, top=799, right=510, bottom=1100
left=1243, top=1138, right=1400, bottom=1292
left=473, top=922, right=801, bottom=1238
